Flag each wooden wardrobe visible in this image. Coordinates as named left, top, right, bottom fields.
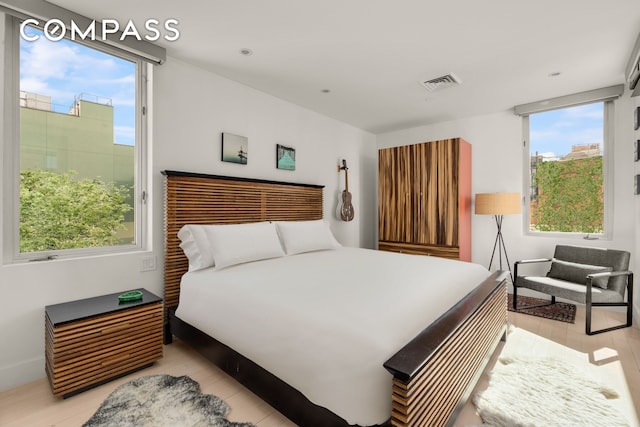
left=378, top=138, right=471, bottom=261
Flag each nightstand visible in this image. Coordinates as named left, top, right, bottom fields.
left=45, top=288, right=163, bottom=397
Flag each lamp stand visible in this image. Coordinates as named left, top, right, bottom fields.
left=488, top=215, right=513, bottom=282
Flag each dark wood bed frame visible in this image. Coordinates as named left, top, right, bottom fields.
left=162, top=170, right=508, bottom=427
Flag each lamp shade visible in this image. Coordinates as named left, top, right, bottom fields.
left=475, top=192, right=521, bottom=215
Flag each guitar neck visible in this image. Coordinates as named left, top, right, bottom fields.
left=345, top=169, right=349, bottom=191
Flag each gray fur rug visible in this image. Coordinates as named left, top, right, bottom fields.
left=83, top=374, right=255, bottom=427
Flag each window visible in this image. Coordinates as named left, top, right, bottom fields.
left=3, top=17, right=149, bottom=261
left=528, top=102, right=605, bottom=234
left=517, top=86, right=621, bottom=238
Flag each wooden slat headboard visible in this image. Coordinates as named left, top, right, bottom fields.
left=162, top=170, right=324, bottom=313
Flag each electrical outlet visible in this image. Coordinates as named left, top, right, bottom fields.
left=141, top=255, right=157, bottom=272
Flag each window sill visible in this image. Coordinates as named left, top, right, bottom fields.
left=523, top=230, right=611, bottom=241
left=5, top=244, right=147, bottom=266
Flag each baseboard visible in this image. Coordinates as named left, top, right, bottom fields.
left=0, top=356, right=45, bottom=392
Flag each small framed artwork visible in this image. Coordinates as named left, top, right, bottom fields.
left=636, top=175, right=640, bottom=195
left=276, top=144, right=296, bottom=170
left=635, top=107, right=640, bottom=131
left=221, top=132, right=248, bottom=164
left=635, top=140, right=640, bottom=162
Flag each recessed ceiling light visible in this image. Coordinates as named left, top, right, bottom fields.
left=239, top=48, right=253, bottom=56
left=548, top=71, right=561, bottom=77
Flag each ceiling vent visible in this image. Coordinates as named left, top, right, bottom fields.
left=420, top=73, right=462, bottom=92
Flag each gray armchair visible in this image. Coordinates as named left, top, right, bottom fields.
left=513, top=245, right=633, bottom=335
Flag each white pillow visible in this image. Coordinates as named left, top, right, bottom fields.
left=206, top=222, right=285, bottom=270
left=275, top=220, right=341, bottom=255
left=178, top=224, right=216, bottom=272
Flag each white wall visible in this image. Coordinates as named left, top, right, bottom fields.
left=152, top=58, right=376, bottom=249
left=0, top=56, right=376, bottom=392
left=377, top=92, right=637, bottom=322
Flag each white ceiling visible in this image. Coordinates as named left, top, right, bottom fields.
left=47, top=0, right=640, bottom=134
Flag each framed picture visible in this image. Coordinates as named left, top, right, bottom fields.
left=221, top=132, right=248, bottom=164
left=276, top=144, right=295, bottom=170
left=635, top=140, right=640, bottom=162
left=636, top=175, right=640, bottom=195
left=635, top=107, right=640, bottom=131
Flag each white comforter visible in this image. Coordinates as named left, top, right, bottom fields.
left=175, top=247, right=490, bottom=426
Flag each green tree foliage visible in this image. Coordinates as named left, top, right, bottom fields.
left=20, top=170, right=132, bottom=252
left=532, top=157, right=603, bottom=233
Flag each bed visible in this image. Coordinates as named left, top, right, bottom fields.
left=162, top=170, right=507, bottom=427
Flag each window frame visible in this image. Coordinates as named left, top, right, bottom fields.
left=521, top=99, right=615, bottom=240
left=2, top=15, right=150, bottom=263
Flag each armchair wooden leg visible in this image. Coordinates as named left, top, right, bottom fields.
left=586, top=275, right=633, bottom=335
left=585, top=303, right=633, bottom=335
left=627, top=277, right=634, bottom=327
left=586, top=301, right=633, bottom=335
left=511, top=263, right=557, bottom=311
left=586, top=307, right=632, bottom=335
left=512, top=291, right=556, bottom=311
left=514, top=298, right=557, bottom=310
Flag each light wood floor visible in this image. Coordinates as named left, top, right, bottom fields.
left=1, top=305, right=639, bottom=427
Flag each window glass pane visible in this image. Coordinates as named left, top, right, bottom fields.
left=528, top=102, right=604, bottom=234
left=19, top=26, right=136, bottom=253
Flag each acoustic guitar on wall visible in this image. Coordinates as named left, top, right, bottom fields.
left=337, top=159, right=355, bottom=222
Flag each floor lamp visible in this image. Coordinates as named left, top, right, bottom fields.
left=475, top=192, right=521, bottom=282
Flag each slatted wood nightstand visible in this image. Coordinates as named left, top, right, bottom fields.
left=45, top=288, right=163, bottom=397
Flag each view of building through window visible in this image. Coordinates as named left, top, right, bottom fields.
left=19, top=26, right=137, bottom=253
left=528, top=102, right=605, bottom=234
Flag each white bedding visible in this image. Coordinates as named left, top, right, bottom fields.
left=175, top=247, right=490, bottom=426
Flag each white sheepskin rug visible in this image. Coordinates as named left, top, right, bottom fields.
left=473, top=356, right=630, bottom=427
